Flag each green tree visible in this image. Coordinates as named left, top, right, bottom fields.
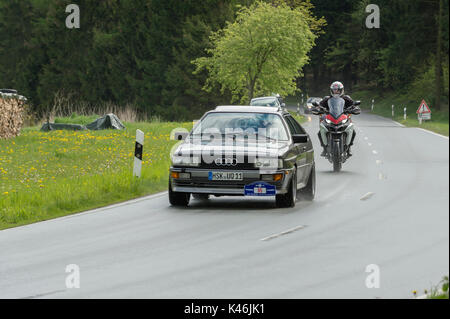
left=193, top=1, right=322, bottom=103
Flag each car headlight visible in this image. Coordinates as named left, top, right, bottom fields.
left=254, top=158, right=283, bottom=169
left=171, top=155, right=200, bottom=167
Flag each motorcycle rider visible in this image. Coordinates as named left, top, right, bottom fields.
left=316, top=81, right=359, bottom=157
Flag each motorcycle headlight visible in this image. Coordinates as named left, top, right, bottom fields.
left=325, top=118, right=332, bottom=124
left=342, top=118, right=348, bottom=124
left=171, top=155, right=200, bottom=167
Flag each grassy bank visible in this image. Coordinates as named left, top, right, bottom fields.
left=0, top=119, right=192, bottom=230
left=1, top=109, right=307, bottom=230
left=352, top=90, right=449, bottom=136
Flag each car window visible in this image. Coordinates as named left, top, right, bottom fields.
left=284, top=116, right=305, bottom=135
left=284, top=116, right=297, bottom=135
left=250, top=98, right=279, bottom=107
left=290, top=116, right=306, bottom=134
left=192, top=112, right=289, bottom=141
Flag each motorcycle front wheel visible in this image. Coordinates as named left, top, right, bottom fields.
left=332, top=140, right=342, bottom=172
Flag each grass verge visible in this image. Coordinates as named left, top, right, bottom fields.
left=1, top=111, right=307, bottom=230
left=352, top=90, right=449, bottom=136
left=0, top=119, right=192, bottom=230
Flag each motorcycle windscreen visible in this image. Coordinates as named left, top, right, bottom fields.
left=327, top=97, right=345, bottom=119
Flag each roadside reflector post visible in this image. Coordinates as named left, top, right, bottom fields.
left=392, top=105, right=394, bottom=118
left=404, top=107, right=407, bottom=120
left=297, top=103, right=300, bottom=116
left=419, top=113, right=422, bottom=125
left=133, top=129, right=144, bottom=178
left=371, top=99, right=374, bottom=112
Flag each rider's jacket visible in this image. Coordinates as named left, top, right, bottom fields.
left=319, top=95, right=355, bottom=111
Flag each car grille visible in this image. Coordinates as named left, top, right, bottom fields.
left=199, top=156, right=257, bottom=170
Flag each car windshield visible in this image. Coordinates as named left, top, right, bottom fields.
left=191, top=112, right=289, bottom=141
left=250, top=98, right=279, bottom=107
left=307, top=97, right=320, bottom=103
left=327, top=97, right=345, bottom=118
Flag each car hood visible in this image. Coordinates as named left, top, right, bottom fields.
left=174, top=141, right=290, bottom=158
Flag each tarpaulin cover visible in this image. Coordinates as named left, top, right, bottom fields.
left=40, top=114, right=125, bottom=132
left=40, top=123, right=87, bottom=132
left=86, top=113, right=125, bottom=131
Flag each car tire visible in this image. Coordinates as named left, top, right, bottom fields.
left=168, top=180, right=190, bottom=206
left=192, top=194, right=209, bottom=200
left=276, top=169, right=297, bottom=208
left=300, top=164, right=316, bottom=201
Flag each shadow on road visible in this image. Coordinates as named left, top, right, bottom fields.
left=168, top=196, right=315, bottom=213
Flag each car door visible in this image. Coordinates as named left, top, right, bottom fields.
left=284, top=115, right=312, bottom=187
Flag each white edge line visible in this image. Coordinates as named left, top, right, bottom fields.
left=416, top=127, right=449, bottom=140
left=1, top=191, right=168, bottom=232
left=393, top=120, right=406, bottom=128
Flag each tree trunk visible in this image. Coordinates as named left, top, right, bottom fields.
left=435, top=0, right=443, bottom=110
left=247, top=77, right=256, bottom=103
left=247, top=83, right=254, bottom=103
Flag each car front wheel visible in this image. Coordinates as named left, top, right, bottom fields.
left=276, top=169, right=297, bottom=208
left=168, top=180, right=190, bottom=206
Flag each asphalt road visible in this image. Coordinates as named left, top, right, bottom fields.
left=1, top=110, right=448, bottom=299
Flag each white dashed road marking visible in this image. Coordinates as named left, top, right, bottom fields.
left=261, top=225, right=307, bottom=241
left=360, top=192, right=375, bottom=201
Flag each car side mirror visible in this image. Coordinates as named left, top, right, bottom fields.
left=281, top=103, right=286, bottom=108
left=292, top=134, right=308, bottom=144
left=311, top=107, right=323, bottom=115
left=354, top=100, right=361, bottom=106
left=172, top=131, right=189, bottom=141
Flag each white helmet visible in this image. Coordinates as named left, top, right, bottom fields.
left=330, top=81, right=344, bottom=98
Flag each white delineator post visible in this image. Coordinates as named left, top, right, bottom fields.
left=371, top=99, right=374, bottom=112
left=297, top=103, right=300, bottom=116
left=392, top=105, right=395, bottom=118
left=133, top=129, right=144, bottom=177
left=404, top=107, right=407, bottom=120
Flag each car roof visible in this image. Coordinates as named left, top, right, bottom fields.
left=213, top=105, right=286, bottom=114
left=251, top=96, right=278, bottom=101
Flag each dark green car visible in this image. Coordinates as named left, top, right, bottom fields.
left=169, top=105, right=316, bottom=208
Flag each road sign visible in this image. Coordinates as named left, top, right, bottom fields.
left=417, top=100, right=431, bottom=123
left=417, top=100, right=431, bottom=114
